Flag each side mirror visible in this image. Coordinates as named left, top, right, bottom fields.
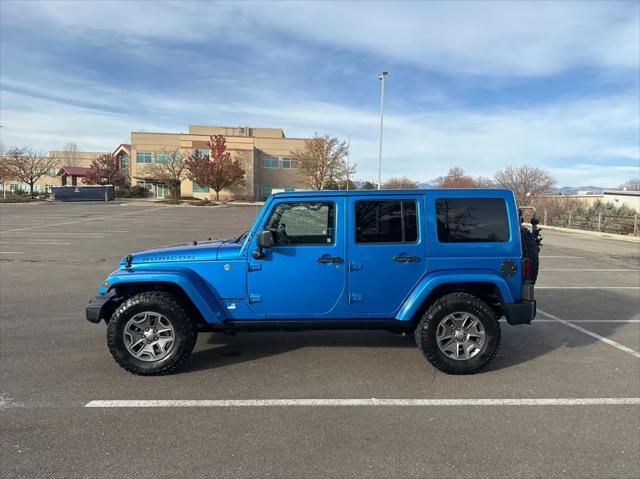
left=257, top=230, right=273, bottom=248
left=253, top=230, right=273, bottom=259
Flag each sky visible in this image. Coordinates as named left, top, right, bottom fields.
left=0, top=0, right=639, bottom=187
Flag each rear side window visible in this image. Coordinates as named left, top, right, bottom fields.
left=266, top=202, right=335, bottom=245
left=436, top=198, right=509, bottom=243
left=355, top=200, right=418, bottom=243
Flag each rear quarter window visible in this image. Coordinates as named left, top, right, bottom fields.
left=435, top=198, right=509, bottom=243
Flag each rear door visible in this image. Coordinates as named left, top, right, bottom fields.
left=346, top=195, right=426, bottom=316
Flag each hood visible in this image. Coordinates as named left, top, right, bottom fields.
left=119, top=238, right=243, bottom=266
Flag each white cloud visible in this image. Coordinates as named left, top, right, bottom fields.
left=2, top=73, right=637, bottom=187
left=3, top=0, right=638, bottom=77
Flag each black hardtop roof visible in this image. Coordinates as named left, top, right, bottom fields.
left=271, top=188, right=514, bottom=198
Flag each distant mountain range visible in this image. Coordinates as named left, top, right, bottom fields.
left=552, top=186, right=607, bottom=195
left=352, top=180, right=609, bottom=194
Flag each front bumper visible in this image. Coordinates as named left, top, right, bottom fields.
left=85, top=289, right=119, bottom=323
left=504, top=300, right=536, bottom=325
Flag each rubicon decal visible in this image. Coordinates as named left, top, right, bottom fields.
left=139, top=255, right=197, bottom=262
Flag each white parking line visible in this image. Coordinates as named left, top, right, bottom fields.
left=536, top=287, right=640, bottom=289
left=0, top=242, right=71, bottom=245
left=538, top=309, right=640, bottom=359
left=540, top=269, right=640, bottom=272
left=534, top=319, right=640, bottom=323
left=1, top=398, right=638, bottom=409
left=0, top=206, right=174, bottom=233
left=0, top=232, right=105, bottom=236
left=0, top=251, right=24, bottom=254
left=82, top=398, right=640, bottom=408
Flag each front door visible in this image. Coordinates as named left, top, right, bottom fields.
left=247, top=199, right=346, bottom=317
left=347, top=196, right=426, bottom=316
left=155, top=184, right=168, bottom=199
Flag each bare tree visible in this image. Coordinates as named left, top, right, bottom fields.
left=0, top=159, right=12, bottom=199
left=383, top=177, right=419, bottom=189
left=434, top=167, right=494, bottom=188
left=62, top=142, right=81, bottom=167
left=4, top=146, right=58, bottom=198
left=144, top=148, right=187, bottom=203
left=620, top=178, right=640, bottom=191
left=494, top=165, right=555, bottom=204
left=293, top=134, right=354, bottom=190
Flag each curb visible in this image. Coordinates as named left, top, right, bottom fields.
left=537, top=224, right=640, bottom=243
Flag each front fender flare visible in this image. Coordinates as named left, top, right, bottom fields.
left=395, top=271, right=514, bottom=322
left=100, top=267, right=226, bottom=324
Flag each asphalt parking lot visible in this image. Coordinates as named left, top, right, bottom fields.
left=1, top=200, right=639, bottom=478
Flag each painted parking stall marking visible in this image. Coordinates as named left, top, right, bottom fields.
left=2, top=398, right=639, bottom=409
left=538, top=308, right=640, bottom=359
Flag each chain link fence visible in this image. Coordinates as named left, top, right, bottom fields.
left=542, top=209, right=639, bottom=236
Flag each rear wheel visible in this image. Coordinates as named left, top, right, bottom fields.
left=415, top=293, right=500, bottom=374
left=107, top=292, right=197, bottom=375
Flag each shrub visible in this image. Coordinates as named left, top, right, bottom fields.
left=116, top=188, right=132, bottom=198
left=129, top=186, right=150, bottom=198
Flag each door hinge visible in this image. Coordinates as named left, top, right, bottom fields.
left=349, top=292, right=363, bottom=303
left=248, top=294, right=262, bottom=304
left=349, top=261, right=363, bottom=271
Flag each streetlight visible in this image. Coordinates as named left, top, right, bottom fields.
left=377, top=71, right=388, bottom=190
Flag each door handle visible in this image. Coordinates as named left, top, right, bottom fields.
left=393, top=255, right=419, bottom=263
left=317, top=255, right=342, bottom=264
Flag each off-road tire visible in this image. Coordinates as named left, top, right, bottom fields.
left=107, top=292, right=197, bottom=375
left=414, top=293, right=501, bottom=375
left=520, top=226, right=539, bottom=283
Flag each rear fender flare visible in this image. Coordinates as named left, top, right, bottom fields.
left=101, top=267, right=226, bottom=324
left=395, top=271, right=514, bottom=322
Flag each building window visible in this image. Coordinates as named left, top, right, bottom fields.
left=136, top=152, right=152, bottom=164
left=192, top=149, right=209, bottom=158
left=281, top=157, right=296, bottom=169
left=120, top=153, right=130, bottom=172
left=137, top=180, right=153, bottom=191
left=262, top=186, right=273, bottom=197
left=155, top=152, right=178, bottom=164
left=192, top=183, right=210, bottom=193
left=355, top=200, right=418, bottom=244
left=265, top=202, right=336, bottom=245
left=435, top=198, right=509, bottom=243
left=262, top=157, right=279, bottom=169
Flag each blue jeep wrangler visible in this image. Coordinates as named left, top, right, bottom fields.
left=87, top=189, right=540, bottom=375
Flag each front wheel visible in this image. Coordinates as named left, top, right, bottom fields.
left=107, top=292, right=197, bottom=375
left=415, top=293, right=501, bottom=375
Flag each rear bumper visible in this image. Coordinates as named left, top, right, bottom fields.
left=504, top=300, right=536, bottom=325
left=85, top=290, right=118, bottom=324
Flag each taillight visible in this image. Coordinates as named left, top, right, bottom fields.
left=522, top=258, right=532, bottom=280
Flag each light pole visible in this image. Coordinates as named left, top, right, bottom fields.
left=346, top=134, right=351, bottom=190
left=377, top=71, right=388, bottom=190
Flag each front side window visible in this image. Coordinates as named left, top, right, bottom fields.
left=355, top=200, right=418, bottom=243
left=136, top=152, right=152, bottom=163
left=436, top=198, right=509, bottom=243
left=263, top=157, right=279, bottom=169
left=265, top=202, right=336, bottom=245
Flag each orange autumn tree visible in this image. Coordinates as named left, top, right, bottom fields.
left=185, top=135, right=245, bottom=200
